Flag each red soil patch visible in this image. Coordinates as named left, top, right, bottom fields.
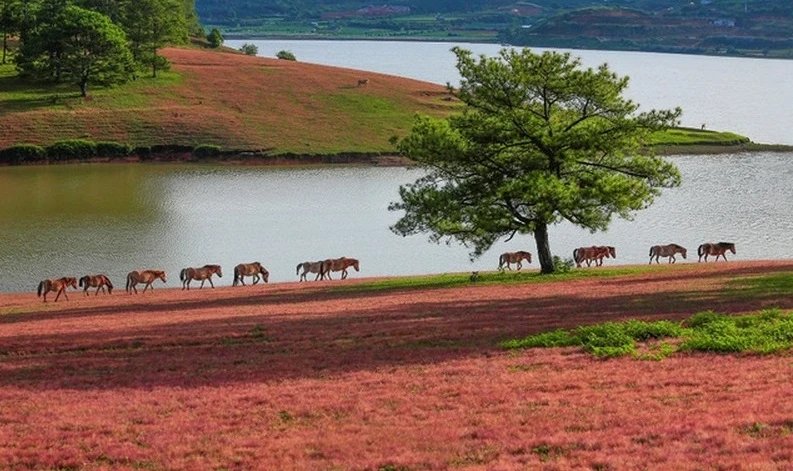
left=2, top=261, right=793, bottom=469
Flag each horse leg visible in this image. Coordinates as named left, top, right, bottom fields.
left=342, top=269, right=348, bottom=280
left=517, top=261, right=522, bottom=271
left=54, top=289, right=63, bottom=302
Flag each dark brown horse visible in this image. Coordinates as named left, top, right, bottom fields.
left=37, top=277, right=78, bottom=302
left=126, top=270, right=167, bottom=294
left=573, top=246, right=615, bottom=268
left=297, top=261, right=325, bottom=282
left=180, top=265, right=222, bottom=290
left=232, top=262, right=269, bottom=286
left=322, top=257, right=360, bottom=280
left=498, top=251, right=532, bottom=271
left=649, top=244, right=687, bottom=264
left=698, top=242, right=736, bottom=262
left=79, top=274, right=114, bottom=296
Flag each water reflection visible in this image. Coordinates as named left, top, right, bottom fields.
left=1, top=155, right=792, bottom=293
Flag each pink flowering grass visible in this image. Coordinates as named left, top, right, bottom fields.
left=1, top=261, right=793, bottom=469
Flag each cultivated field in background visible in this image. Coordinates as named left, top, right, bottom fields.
left=2, top=261, right=793, bottom=469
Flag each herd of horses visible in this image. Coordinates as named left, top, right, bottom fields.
left=497, top=241, right=737, bottom=271
left=35, top=257, right=361, bottom=303
left=35, top=242, right=737, bottom=303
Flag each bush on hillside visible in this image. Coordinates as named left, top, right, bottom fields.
left=276, top=50, right=296, bottom=61
left=0, top=144, right=47, bottom=164
left=47, top=139, right=97, bottom=161
left=207, top=28, right=223, bottom=48
left=96, top=141, right=132, bottom=158
left=239, top=43, right=258, bottom=56
left=193, top=144, right=222, bottom=159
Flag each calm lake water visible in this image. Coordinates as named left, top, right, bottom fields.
left=2, top=42, right=793, bottom=293
left=1, top=153, right=792, bottom=293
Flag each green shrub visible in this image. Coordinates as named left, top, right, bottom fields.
left=0, top=144, right=47, bottom=164
left=500, top=329, right=579, bottom=349
left=192, top=144, right=222, bottom=159
left=239, top=43, right=258, bottom=56
left=206, top=28, right=223, bottom=48
left=47, top=139, right=97, bottom=161
left=95, top=141, right=131, bottom=158
left=276, top=50, right=296, bottom=61
left=552, top=255, right=575, bottom=274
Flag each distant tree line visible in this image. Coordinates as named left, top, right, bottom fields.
left=0, top=0, right=201, bottom=96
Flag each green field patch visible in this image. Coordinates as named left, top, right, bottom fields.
left=502, top=309, right=793, bottom=358
left=726, top=272, right=793, bottom=300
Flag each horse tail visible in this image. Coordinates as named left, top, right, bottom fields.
left=233, top=266, right=240, bottom=286
left=573, top=248, right=580, bottom=263
left=296, top=263, right=302, bottom=276
left=78, top=277, right=84, bottom=288
left=126, top=272, right=132, bottom=292
left=498, top=253, right=505, bottom=268
left=37, top=280, right=45, bottom=297
left=698, top=244, right=705, bottom=257
left=104, top=276, right=114, bottom=294
left=649, top=246, right=655, bottom=258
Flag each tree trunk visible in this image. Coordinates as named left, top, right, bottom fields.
left=2, top=31, right=7, bottom=64
left=79, top=80, right=87, bottom=97
left=534, top=221, right=555, bottom=274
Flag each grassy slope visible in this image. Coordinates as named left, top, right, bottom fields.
left=0, top=47, right=455, bottom=154
left=0, top=47, right=767, bottom=156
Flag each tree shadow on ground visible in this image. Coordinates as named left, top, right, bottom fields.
left=3, top=264, right=792, bottom=392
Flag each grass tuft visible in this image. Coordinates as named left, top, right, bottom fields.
left=502, top=309, right=793, bottom=358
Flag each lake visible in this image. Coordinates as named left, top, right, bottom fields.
left=3, top=41, right=793, bottom=293
left=1, top=153, right=792, bottom=293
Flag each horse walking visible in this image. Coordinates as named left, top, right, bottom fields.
left=573, top=246, right=615, bottom=268
left=126, top=270, right=167, bottom=294
left=322, top=257, right=360, bottom=280
left=79, top=274, right=114, bottom=296
left=297, top=261, right=325, bottom=282
left=698, top=242, right=736, bottom=262
left=180, top=265, right=222, bottom=290
left=498, top=251, right=532, bottom=270
left=649, top=244, right=687, bottom=264
left=232, top=262, right=269, bottom=286
left=37, top=277, right=78, bottom=303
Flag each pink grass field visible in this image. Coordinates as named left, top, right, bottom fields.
left=2, top=261, right=793, bottom=470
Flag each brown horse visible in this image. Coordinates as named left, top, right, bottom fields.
left=78, top=274, right=113, bottom=296
left=322, top=257, right=360, bottom=280
left=180, top=265, right=222, bottom=290
left=698, top=242, right=736, bottom=262
left=126, top=270, right=167, bottom=294
left=37, top=277, right=78, bottom=302
left=357, top=78, right=369, bottom=87
left=649, top=244, right=687, bottom=264
left=232, top=262, right=269, bottom=286
left=573, top=246, right=615, bottom=268
left=498, top=251, right=532, bottom=270
left=297, top=261, right=325, bottom=282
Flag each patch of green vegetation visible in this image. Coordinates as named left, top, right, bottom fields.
left=328, top=264, right=669, bottom=295
left=726, top=272, right=793, bottom=300
left=0, top=64, right=182, bottom=113
left=650, top=127, right=750, bottom=146
left=502, top=309, right=793, bottom=358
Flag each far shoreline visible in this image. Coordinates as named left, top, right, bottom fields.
left=2, top=142, right=792, bottom=169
